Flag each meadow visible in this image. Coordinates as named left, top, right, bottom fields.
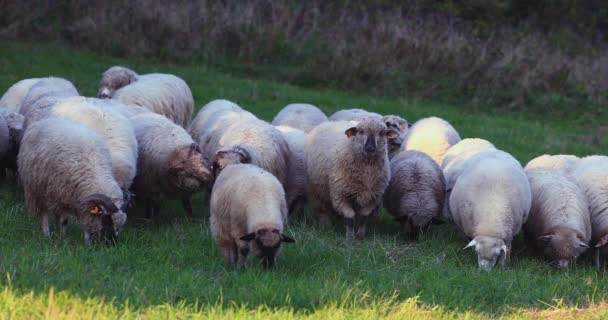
left=0, top=42, right=607, bottom=319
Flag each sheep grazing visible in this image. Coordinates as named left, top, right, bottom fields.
left=524, top=154, right=581, bottom=175
left=0, top=109, right=22, bottom=176
left=0, top=78, right=41, bottom=112
left=329, top=108, right=382, bottom=122
left=571, top=156, right=608, bottom=266
left=210, top=145, right=252, bottom=180
left=524, top=168, right=591, bottom=269
left=202, top=118, right=290, bottom=186
left=98, top=66, right=194, bottom=127
left=382, top=115, right=409, bottom=158
left=384, top=150, right=445, bottom=239
left=18, top=118, right=127, bottom=244
left=449, top=149, right=531, bottom=270
left=131, top=113, right=212, bottom=219
left=19, top=77, right=79, bottom=121
left=189, top=99, right=243, bottom=141
left=271, top=103, right=328, bottom=133
left=196, top=108, right=257, bottom=158
left=402, top=116, right=461, bottom=165
left=275, top=125, right=307, bottom=215
left=306, top=118, right=398, bottom=240
left=210, top=163, right=294, bottom=269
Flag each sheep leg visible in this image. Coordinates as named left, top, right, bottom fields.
left=399, top=219, right=412, bottom=240
left=344, top=217, right=355, bottom=241
left=237, top=244, right=249, bottom=269
left=145, top=198, right=153, bottom=219
left=219, top=242, right=237, bottom=266
left=333, top=199, right=356, bottom=240
left=41, top=213, right=51, bottom=239
left=356, top=215, right=369, bottom=240
left=181, top=194, right=193, bottom=217
left=595, top=249, right=601, bottom=268
left=57, top=212, right=69, bottom=238
left=263, top=256, right=277, bottom=271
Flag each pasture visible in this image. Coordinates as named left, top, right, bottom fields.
left=0, top=42, right=607, bottom=319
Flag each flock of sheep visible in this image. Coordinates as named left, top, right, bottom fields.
left=0, top=66, right=607, bottom=271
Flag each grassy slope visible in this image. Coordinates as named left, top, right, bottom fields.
left=0, top=42, right=607, bottom=319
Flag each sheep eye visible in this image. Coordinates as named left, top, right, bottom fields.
left=357, top=129, right=364, bottom=135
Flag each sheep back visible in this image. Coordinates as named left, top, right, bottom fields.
left=402, top=116, right=461, bottom=165
left=271, top=103, right=328, bottom=133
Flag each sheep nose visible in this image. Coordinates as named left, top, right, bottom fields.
left=364, top=136, right=376, bottom=153
left=98, top=88, right=111, bottom=99
left=557, top=259, right=569, bottom=269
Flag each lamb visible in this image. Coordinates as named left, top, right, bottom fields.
left=98, top=66, right=193, bottom=127
left=402, top=116, right=461, bottom=165
left=189, top=99, right=243, bottom=141
left=384, top=150, right=445, bottom=239
left=524, top=168, right=591, bottom=269
left=271, top=103, right=328, bottom=133
left=19, top=77, right=79, bottom=121
left=306, top=118, right=398, bottom=240
left=570, top=156, right=608, bottom=266
left=329, top=108, right=382, bottom=122
left=275, top=125, right=307, bottom=215
left=0, top=78, right=41, bottom=112
left=524, top=154, right=580, bottom=175
left=210, top=163, right=295, bottom=269
left=382, top=115, right=409, bottom=158
left=131, top=113, right=212, bottom=219
left=18, top=118, right=127, bottom=244
left=202, top=118, right=290, bottom=186
left=24, top=96, right=138, bottom=196
left=449, top=149, right=531, bottom=270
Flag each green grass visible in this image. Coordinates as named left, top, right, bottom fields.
left=0, top=42, right=607, bottom=319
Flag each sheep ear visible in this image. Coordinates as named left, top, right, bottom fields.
left=463, top=239, right=477, bottom=250
left=89, top=205, right=104, bottom=216
left=235, top=147, right=251, bottom=164
left=345, top=127, right=357, bottom=138
left=240, top=232, right=256, bottom=241
left=595, top=234, right=608, bottom=248
left=281, top=234, right=295, bottom=243
left=385, top=129, right=399, bottom=139
left=538, top=235, right=552, bottom=243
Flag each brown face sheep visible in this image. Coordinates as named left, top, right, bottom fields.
left=210, top=163, right=294, bottom=269
left=18, top=118, right=127, bottom=244
left=384, top=150, right=445, bottom=239
left=306, top=118, right=398, bottom=240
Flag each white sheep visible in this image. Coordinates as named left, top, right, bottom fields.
left=328, top=108, right=382, bottom=122
left=19, top=77, right=79, bottom=121
left=271, top=103, right=328, bottom=133
left=210, top=163, right=294, bottom=269
left=524, top=154, right=581, bottom=175
left=450, top=149, right=531, bottom=270
left=0, top=78, right=41, bottom=112
left=524, top=168, right=591, bottom=269
left=18, top=118, right=127, bottom=244
left=570, top=155, right=608, bottom=266
left=275, top=125, right=307, bottom=215
left=98, top=66, right=194, bottom=127
left=306, top=118, right=398, bottom=240
left=131, top=113, right=212, bottom=219
left=402, top=116, right=461, bottom=165
left=384, top=150, right=445, bottom=239
left=197, top=108, right=257, bottom=158
left=189, top=99, right=243, bottom=141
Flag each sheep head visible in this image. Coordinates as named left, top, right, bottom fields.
left=98, top=66, right=138, bottom=98
left=382, top=115, right=408, bottom=153
left=168, top=142, right=212, bottom=193
left=240, top=227, right=295, bottom=269
left=464, top=235, right=508, bottom=271
left=211, top=146, right=251, bottom=180
left=79, top=193, right=127, bottom=245
left=538, top=227, right=589, bottom=269
left=345, top=118, right=398, bottom=160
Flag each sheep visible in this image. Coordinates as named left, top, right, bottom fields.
left=19, top=77, right=79, bottom=121
left=570, top=156, right=608, bottom=266
left=88, top=97, right=153, bottom=119
left=210, top=163, right=294, bottom=269
left=189, top=99, right=243, bottom=141
left=0, top=78, right=41, bottom=112
left=18, top=118, right=127, bottom=244
left=524, top=154, right=581, bottom=175
left=523, top=168, right=591, bottom=269
left=196, top=108, right=257, bottom=160
left=98, top=66, right=194, bottom=127
left=382, top=115, right=409, bottom=158
left=271, top=103, right=328, bottom=133
left=275, top=125, right=307, bottom=215
left=384, top=150, right=445, bottom=239
left=0, top=109, right=22, bottom=176
left=202, top=118, right=290, bottom=186
left=329, top=108, right=382, bottom=122
left=449, top=149, right=531, bottom=270
left=131, top=113, right=212, bottom=219
left=24, top=97, right=138, bottom=197
left=306, top=118, right=398, bottom=240
left=402, top=116, right=461, bottom=165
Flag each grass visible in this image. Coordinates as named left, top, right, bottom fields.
left=0, top=42, right=607, bottom=319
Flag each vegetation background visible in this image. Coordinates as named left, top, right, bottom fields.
left=1, top=1, right=607, bottom=319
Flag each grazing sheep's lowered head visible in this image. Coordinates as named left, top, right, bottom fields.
left=211, top=145, right=251, bottom=180
left=537, top=226, right=589, bottom=269
left=344, top=117, right=399, bottom=159
left=98, top=66, right=138, bottom=99
left=240, top=225, right=295, bottom=269
left=79, top=193, right=127, bottom=245
left=167, top=142, right=213, bottom=193
left=464, top=235, right=508, bottom=271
